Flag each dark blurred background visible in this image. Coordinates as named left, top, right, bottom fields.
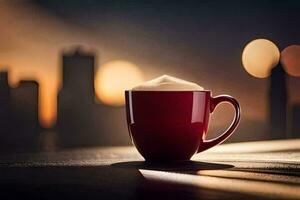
left=0, top=0, right=299, bottom=154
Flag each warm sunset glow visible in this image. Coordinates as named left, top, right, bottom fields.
left=0, top=2, right=102, bottom=127
left=95, top=60, right=144, bottom=106
left=0, top=56, right=59, bottom=128
left=242, top=39, right=280, bottom=78
left=281, top=45, right=300, bottom=77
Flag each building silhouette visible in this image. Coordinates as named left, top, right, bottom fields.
left=11, top=80, right=40, bottom=151
left=57, top=49, right=96, bottom=147
left=291, top=104, right=300, bottom=138
left=0, top=71, right=11, bottom=136
left=0, top=71, right=40, bottom=153
left=269, top=64, right=288, bottom=139
left=11, top=81, right=39, bottom=133
left=57, top=48, right=130, bottom=147
left=0, top=47, right=131, bottom=152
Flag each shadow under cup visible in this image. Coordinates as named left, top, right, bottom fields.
left=125, top=90, right=240, bottom=162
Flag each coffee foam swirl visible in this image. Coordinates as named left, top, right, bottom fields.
left=132, top=75, right=204, bottom=91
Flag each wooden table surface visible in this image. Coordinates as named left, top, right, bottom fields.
left=1, top=139, right=300, bottom=199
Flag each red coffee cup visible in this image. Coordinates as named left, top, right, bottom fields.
left=125, top=90, right=240, bottom=161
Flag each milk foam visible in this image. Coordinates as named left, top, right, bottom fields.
left=132, top=75, right=204, bottom=91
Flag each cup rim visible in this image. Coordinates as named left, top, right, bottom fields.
left=125, top=90, right=211, bottom=92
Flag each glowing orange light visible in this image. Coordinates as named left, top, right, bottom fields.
left=95, top=60, right=144, bottom=106
left=0, top=1, right=97, bottom=127
left=0, top=57, right=59, bottom=128
left=281, top=45, right=300, bottom=77
left=242, top=39, right=280, bottom=78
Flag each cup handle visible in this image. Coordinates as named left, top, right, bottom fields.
left=198, top=95, right=241, bottom=153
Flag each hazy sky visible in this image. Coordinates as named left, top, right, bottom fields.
left=0, top=0, right=299, bottom=136
left=34, top=0, right=300, bottom=117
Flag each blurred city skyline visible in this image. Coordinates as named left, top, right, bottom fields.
left=0, top=0, right=299, bottom=142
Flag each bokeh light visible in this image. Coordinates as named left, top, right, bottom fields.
left=95, top=60, right=144, bottom=106
left=281, top=45, right=300, bottom=77
left=242, top=39, right=280, bottom=78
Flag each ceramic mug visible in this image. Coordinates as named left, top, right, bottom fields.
left=125, top=90, right=240, bottom=161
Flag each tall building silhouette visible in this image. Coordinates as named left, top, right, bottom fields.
left=57, top=48, right=131, bottom=147
left=269, top=64, right=288, bottom=139
left=58, top=49, right=98, bottom=147
left=291, top=104, right=300, bottom=138
left=61, top=49, right=95, bottom=102
left=0, top=71, right=11, bottom=135
left=0, top=71, right=40, bottom=152
left=11, top=80, right=40, bottom=151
